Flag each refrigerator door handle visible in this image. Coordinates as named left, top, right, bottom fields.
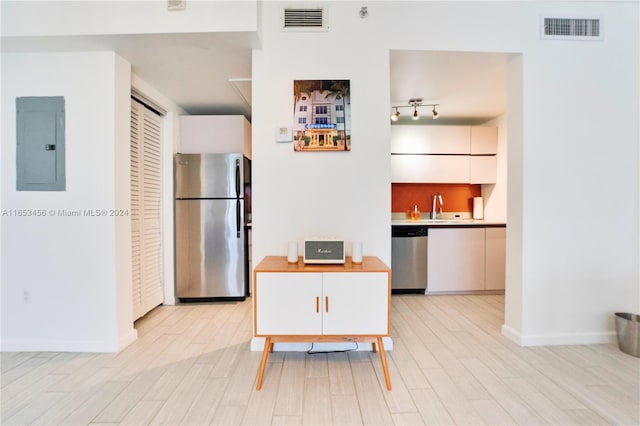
left=236, top=199, right=241, bottom=238
left=235, top=159, right=241, bottom=199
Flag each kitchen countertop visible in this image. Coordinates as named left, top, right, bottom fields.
left=392, top=219, right=506, bottom=227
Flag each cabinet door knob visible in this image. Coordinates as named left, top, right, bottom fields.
left=325, top=296, right=329, bottom=313
left=315, top=296, right=319, bottom=313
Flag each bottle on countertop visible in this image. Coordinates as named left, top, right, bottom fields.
left=411, top=204, right=420, bottom=220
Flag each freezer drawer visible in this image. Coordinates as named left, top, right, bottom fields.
left=174, top=153, right=243, bottom=199
left=175, top=199, right=245, bottom=299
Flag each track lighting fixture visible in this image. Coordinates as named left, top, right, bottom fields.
left=390, top=98, right=440, bottom=121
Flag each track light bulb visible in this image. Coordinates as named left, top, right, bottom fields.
left=391, top=108, right=400, bottom=122
left=412, top=107, right=419, bottom=120
left=432, top=106, right=439, bottom=119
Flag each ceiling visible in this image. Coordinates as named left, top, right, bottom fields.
left=390, top=50, right=510, bottom=125
left=2, top=32, right=257, bottom=118
left=3, top=33, right=509, bottom=124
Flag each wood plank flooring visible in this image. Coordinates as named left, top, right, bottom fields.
left=2, top=295, right=638, bottom=425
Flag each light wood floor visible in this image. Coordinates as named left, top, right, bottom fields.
left=2, top=294, right=639, bottom=425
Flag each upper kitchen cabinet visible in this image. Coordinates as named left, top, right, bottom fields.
left=470, top=126, right=498, bottom=155
left=391, top=154, right=470, bottom=183
left=469, top=156, right=497, bottom=184
left=390, top=124, right=498, bottom=184
left=179, top=115, right=252, bottom=158
left=390, top=125, right=470, bottom=154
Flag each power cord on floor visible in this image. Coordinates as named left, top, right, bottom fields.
left=306, top=341, right=359, bottom=354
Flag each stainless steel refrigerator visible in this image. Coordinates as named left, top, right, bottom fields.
left=174, top=153, right=246, bottom=300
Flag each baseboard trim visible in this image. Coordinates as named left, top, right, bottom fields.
left=1, top=338, right=121, bottom=353
left=501, top=324, right=523, bottom=345
left=118, top=329, right=138, bottom=351
left=250, top=337, right=393, bottom=352
left=501, top=324, right=617, bottom=346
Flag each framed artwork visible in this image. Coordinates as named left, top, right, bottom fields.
left=292, top=80, right=351, bottom=152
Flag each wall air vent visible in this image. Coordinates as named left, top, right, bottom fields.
left=541, top=16, right=602, bottom=40
left=282, top=7, right=327, bottom=31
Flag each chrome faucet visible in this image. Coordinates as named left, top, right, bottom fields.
left=431, top=193, right=443, bottom=219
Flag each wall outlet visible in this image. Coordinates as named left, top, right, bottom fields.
left=22, top=289, right=30, bottom=304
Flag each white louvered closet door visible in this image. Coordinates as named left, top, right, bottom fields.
left=131, top=98, right=163, bottom=320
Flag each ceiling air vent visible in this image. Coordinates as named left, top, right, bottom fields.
left=541, top=16, right=602, bottom=40
left=282, top=7, right=327, bottom=31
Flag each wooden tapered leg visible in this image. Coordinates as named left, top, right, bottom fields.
left=256, top=336, right=272, bottom=390
left=377, top=337, right=392, bottom=390
left=372, top=341, right=378, bottom=353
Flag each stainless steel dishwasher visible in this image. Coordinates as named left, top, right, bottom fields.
left=391, top=225, right=428, bottom=293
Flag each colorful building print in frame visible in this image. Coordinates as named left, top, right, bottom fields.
left=293, top=80, right=351, bottom=151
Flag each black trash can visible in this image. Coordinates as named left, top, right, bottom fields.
left=615, top=312, right=640, bottom=358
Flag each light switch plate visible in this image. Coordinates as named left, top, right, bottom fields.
left=275, top=126, right=292, bottom=143
left=167, top=0, right=186, bottom=11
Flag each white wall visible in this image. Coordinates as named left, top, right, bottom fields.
left=518, top=4, right=639, bottom=344
left=1, top=52, right=137, bottom=351
left=252, top=2, right=392, bottom=266
left=254, top=1, right=639, bottom=346
left=0, top=53, right=184, bottom=351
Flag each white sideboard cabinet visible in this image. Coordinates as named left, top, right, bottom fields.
left=256, top=271, right=388, bottom=336
left=253, top=256, right=392, bottom=390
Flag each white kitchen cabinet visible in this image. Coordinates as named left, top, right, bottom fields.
left=391, top=154, right=470, bottom=183
left=469, top=155, right=497, bottom=184
left=470, top=126, right=498, bottom=155
left=255, top=271, right=388, bottom=336
left=390, top=125, right=497, bottom=184
left=485, top=227, right=506, bottom=290
left=179, top=115, right=252, bottom=158
left=427, top=228, right=485, bottom=292
left=390, top=125, right=470, bottom=154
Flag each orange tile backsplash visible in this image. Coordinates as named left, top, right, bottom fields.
left=392, top=183, right=481, bottom=214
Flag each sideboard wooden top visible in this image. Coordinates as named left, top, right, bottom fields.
left=254, top=256, right=390, bottom=273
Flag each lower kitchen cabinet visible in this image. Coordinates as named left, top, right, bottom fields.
left=428, top=228, right=485, bottom=292
left=485, top=227, right=506, bottom=290
left=427, top=226, right=506, bottom=293
left=255, top=270, right=389, bottom=335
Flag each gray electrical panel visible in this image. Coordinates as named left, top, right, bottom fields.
left=16, top=96, right=66, bottom=191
